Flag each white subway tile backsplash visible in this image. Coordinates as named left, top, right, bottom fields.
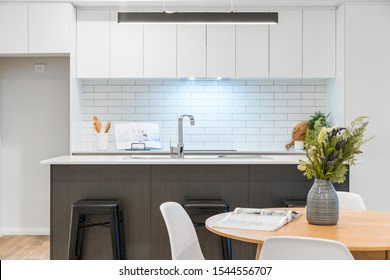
left=274, top=79, right=302, bottom=86
left=205, top=128, right=233, bottom=135
left=204, top=114, right=232, bottom=121
left=123, top=85, right=149, bottom=93
left=261, top=85, right=287, bottom=92
left=260, top=114, right=287, bottom=121
left=109, top=92, right=135, bottom=99
left=83, top=86, right=94, bottom=93
left=302, top=79, right=327, bottom=86
left=246, top=92, right=273, bottom=100
left=150, top=85, right=177, bottom=92
left=122, top=114, right=149, bottom=121
left=108, top=107, right=135, bottom=114
left=94, top=85, right=122, bottom=93
left=82, top=107, right=107, bottom=114
left=316, top=100, right=327, bottom=107
left=316, top=86, right=327, bottom=93
left=233, top=86, right=260, bottom=92
left=274, top=92, right=301, bottom=100
left=95, top=100, right=122, bottom=107
left=261, top=128, right=288, bottom=135
left=233, top=128, right=259, bottom=135
left=122, top=100, right=149, bottom=106
left=246, top=107, right=273, bottom=114
left=288, top=100, right=316, bottom=106
left=108, top=79, right=136, bottom=85
left=205, top=86, right=232, bottom=93
left=219, top=106, right=246, bottom=114
left=136, top=107, right=163, bottom=113
left=288, top=85, right=316, bottom=92
left=247, top=135, right=274, bottom=142
left=302, top=92, right=326, bottom=99
left=233, top=114, right=259, bottom=121
left=83, top=92, right=108, bottom=100
left=233, top=100, right=260, bottom=107
left=261, top=100, right=288, bottom=107
left=79, top=78, right=327, bottom=151
left=246, top=79, right=273, bottom=86
left=82, top=79, right=108, bottom=86
left=274, top=107, right=301, bottom=113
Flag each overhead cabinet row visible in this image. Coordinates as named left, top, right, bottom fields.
left=77, top=10, right=335, bottom=79
left=0, top=3, right=73, bottom=54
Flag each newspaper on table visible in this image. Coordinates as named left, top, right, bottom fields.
left=214, top=208, right=302, bottom=231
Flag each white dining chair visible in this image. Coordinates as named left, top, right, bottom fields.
left=259, top=236, right=354, bottom=260
left=160, top=201, right=205, bottom=260
left=337, top=191, right=367, bottom=210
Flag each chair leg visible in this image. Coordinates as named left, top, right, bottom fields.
left=75, top=215, right=86, bottom=260
left=110, top=207, right=121, bottom=260
left=221, top=236, right=233, bottom=260
left=119, top=210, right=127, bottom=260
left=68, top=206, right=80, bottom=260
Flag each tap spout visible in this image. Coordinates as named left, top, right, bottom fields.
left=177, top=115, right=195, bottom=158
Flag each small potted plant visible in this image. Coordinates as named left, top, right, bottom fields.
left=298, top=116, right=372, bottom=225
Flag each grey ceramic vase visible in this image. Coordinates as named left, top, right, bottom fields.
left=306, top=179, right=339, bottom=225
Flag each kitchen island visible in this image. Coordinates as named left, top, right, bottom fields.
left=41, top=154, right=349, bottom=260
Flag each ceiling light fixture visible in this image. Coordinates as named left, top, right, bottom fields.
left=118, top=0, right=278, bottom=25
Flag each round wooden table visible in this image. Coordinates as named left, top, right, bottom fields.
left=205, top=208, right=390, bottom=260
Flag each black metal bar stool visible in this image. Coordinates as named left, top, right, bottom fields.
left=183, top=199, right=232, bottom=260
left=67, top=199, right=126, bottom=260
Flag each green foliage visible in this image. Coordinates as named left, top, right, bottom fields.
left=305, top=111, right=330, bottom=144
left=298, top=116, right=373, bottom=183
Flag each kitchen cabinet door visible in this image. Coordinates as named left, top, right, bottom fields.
left=0, top=4, right=28, bottom=54
left=76, top=10, right=110, bottom=78
left=177, top=25, right=206, bottom=77
left=236, top=25, right=269, bottom=78
left=144, top=25, right=176, bottom=78
left=270, top=10, right=303, bottom=77
left=303, top=10, right=336, bottom=78
left=110, top=11, right=143, bottom=78
left=207, top=25, right=235, bottom=78
left=29, top=3, right=71, bottom=53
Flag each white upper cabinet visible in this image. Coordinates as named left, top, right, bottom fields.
left=207, top=25, right=236, bottom=77
left=144, top=25, right=176, bottom=77
left=177, top=25, right=206, bottom=77
left=110, top=11, right=143, bottom=78
left=0, top=4, right=28, bottom=54
left=29, top=4, right=71, bottom=53
left=236, top=25, right=269, bottom=78
left=77, top=10, right=110, bottom=78
left=270, top=10, right=303, bottom=77
left=303, top=10, right=336, bottom=78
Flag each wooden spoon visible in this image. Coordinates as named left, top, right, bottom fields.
left=104, top=121, right=111, bottom=133
left=93, top=116, right=102, bottom=133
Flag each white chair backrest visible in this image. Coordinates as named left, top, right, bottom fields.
left=160, top=202, right=205, bottom=260
left=259, top=236, right=354, bottom=260
left=337, top=191, right=367, bottom=210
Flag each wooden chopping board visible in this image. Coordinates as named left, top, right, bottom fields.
left=285, top=120, right=308, bottom=150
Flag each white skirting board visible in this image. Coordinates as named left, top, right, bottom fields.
left=0, top=227, right=50, bottom=235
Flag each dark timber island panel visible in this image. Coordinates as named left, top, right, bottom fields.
left=50, top=164, right=349, bottom=260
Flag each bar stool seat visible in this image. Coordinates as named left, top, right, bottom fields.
left=67, top=199, right=126, bottom=260
left=183, top=199, right=232, bottom=260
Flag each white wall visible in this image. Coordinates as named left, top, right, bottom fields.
left=344, top=3, right=390, bottom=211
left=0, top=57, right=70, bottom=234
left=76, top=78, right=328, bottom=152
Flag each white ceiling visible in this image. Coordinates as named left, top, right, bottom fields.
left=2, top=0, right=389, bottom=9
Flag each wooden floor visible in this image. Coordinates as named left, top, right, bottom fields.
left=0, top=235, right=50, bottom=260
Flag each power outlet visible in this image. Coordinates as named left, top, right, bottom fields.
left=34, top=63, right=46, bottom=73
